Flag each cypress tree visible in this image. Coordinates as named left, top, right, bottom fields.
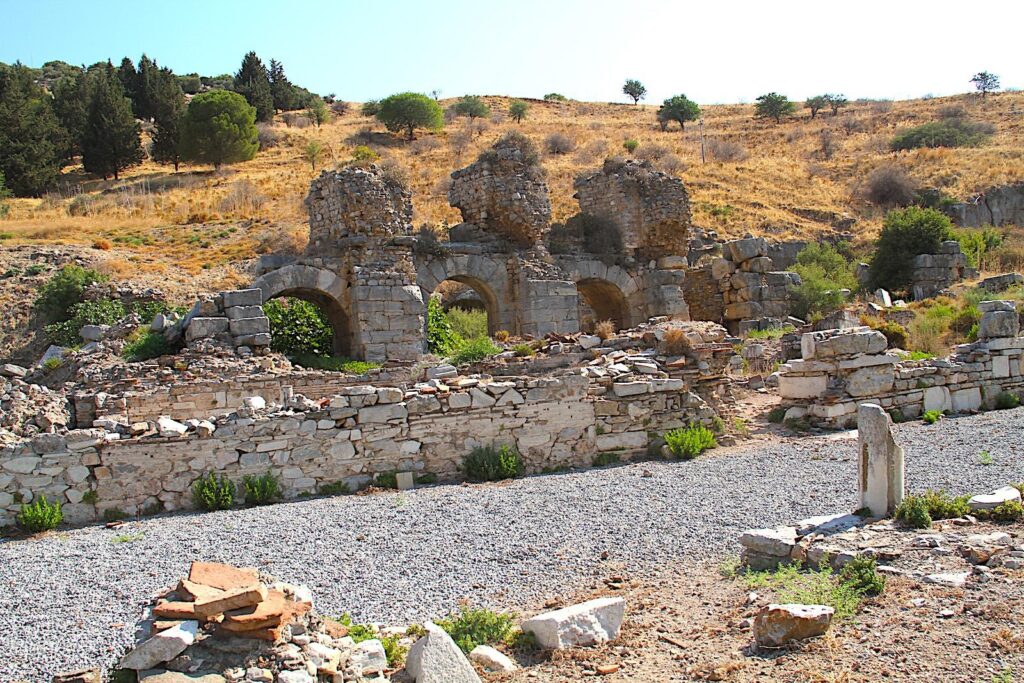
left=135, top=54, right=158, bottom=120
left=52, top=69, right=89, bottom=160
left=151, top=68, right=185, bottom=171
left=81, top=64, right=143, bottom=180
left=117, top=57, right=138, bottom=106
left=268, top=58, right=297, bottom=111
left=234, top=52, right=274, bottom=122
left=0, top=63, right=64, bottom=195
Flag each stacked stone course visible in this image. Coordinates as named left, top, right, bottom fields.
left=911, top=240, right=969, bottom=300
left=180, top=289, right=271, bottom=349
left=778, top=302, right=1024, bottom=427
left=711, top=237, right=799, bottom=333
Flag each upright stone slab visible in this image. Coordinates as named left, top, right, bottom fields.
left=857, top=403, right=905, bottom=517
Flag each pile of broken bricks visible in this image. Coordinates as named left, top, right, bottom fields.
left=119, top=561, right=390, bottom=683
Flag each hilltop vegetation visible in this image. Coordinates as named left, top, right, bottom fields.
left=0, top=71, right=1022, bottom=285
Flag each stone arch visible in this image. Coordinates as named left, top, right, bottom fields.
left=253, top=265, right=355, bottom=357
left=416, top=254, right=510, bottom=334
left=556, top=258, right=645, bottom=332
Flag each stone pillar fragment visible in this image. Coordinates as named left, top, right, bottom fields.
left=857, top=403, right=905, bottom=517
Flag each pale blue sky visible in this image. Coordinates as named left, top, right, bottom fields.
left=3, top=0, right=1022, bottom=104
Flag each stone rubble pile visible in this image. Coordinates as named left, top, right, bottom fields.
left=0, top=373, right=70, bottom=439
left=712, top=236, right=801, bottom=334
left=778, top=303, right=1024, bottom=427
left=119, top=561, right=390, bottom=683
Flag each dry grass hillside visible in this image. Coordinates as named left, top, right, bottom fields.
left=3, top=91, right=1023, bottom=288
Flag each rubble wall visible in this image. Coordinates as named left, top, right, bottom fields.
left=0, top=374, right=718, bottom=526
left=778, top=305, right=1024, bottom=427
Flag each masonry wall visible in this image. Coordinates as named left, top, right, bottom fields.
left=0, top=374, right=717, bottom=527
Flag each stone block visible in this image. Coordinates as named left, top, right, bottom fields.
left=951, top=387, right=982, bottom=413
left=596, top=431, right=647, bottom=451
left=120, top=621, right=198, bottom=670
left=225, top=305, right=264, bottom=320
left=726, top=237, right=768, bottom=263
left=358, top=403, right=408, bottom=423
left=185, top=317, right=229, bottom=342
left=857, top=403, right=905, bottom=517
left=221, top=289, right=263, bottom=308
left=978, top=310, right=1019, bottom=339
left=406, top=622, right=480, bottom=683
left=778, top=373, right=827, bottom=400
left=521, top=597, right=625, bottom=649
left=846, top=364, right=895, bottom=397
left=753, top=604, right=833, bottom=648
left=228, top=317, right=270, bottom=336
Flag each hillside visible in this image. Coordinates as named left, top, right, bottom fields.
left=2, top=91, right=1023, bottom=296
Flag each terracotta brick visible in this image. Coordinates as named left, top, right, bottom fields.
left=223, top=590, right=287, bottom=628
left=193, top=584, right=267, bottom=620
left=177, top=578, right=224, bottom=602
left=153, top=601, right=197, bottom=620
left=188, top=561, right=259, bottom=591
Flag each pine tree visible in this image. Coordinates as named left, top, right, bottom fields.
left=0, top=62, right=65, bottom=195
left=151, top=68, right=185, bottom=171
left=52, top=69, right=89, bottom=160
left=268, top=58, right=297, bottom=111
left=234, top=52, right=275, bottom=122
left=135, top=54, right=158, bottom=120
left=117, top=57, right=138, bottom=106
left=179, top=90, right=259, bottom=169
left=81, top=64, right=143, bottom=180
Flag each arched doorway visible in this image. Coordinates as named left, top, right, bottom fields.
left=577, top=278, right=631, bottom=332
left=432, top=275, right=500, bottom=336
left=266, top=289, right=353, bottom=358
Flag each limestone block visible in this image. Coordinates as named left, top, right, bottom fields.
left=612, top=382, right=650, bottom=397
left=857, top=403, right=905, bottom=517
left=221, top=289, right=263, bottom=307
left=803, top=329, right=887, bottom=359
left=469, top=644, right=516, bottom=672
left=739, top=527, right=797, bottom=557
left=978, top=310, right=1019, bottom=339
left=923, top=386, right=951, bottom=413
left=726, top=237, right=768, bottom=263
left=358, top=403, right=408, bottom=423
left=521, top=597, right=625, bottom=649
left=724, top=301, right=763, bottom=320
left=185, top=317, right=229, bottom=342
left=951, top=387, right=982, bottom=413
left=157, top=417, right=188, bottom=438
left=405, top=622, right=481, bottom=683
left=778, top=373, right=827, bottom=400
left=447, top=392, right=472, bottom=410
left=225, top=305, right=263, bottom=320
left=837, top=354, right=899, bottom=370
left=376, top=387, right=404, bottom=404
left=968, top=486, right=1022, bottom=511
left=846, top=364, right=895, bottom=397
left=753, top=604, right=833, bottom=648
left=228, top=317, right=270, bottom=336
left=234, top=333, right=271, bottom=347
left=120, top=621, right=199, bottom=670
left=711, top=257, right=736, bottom=280
left=595, top=431, right=647, bottom=451
left=978, top=299, right=1016, bottom=313
left=992, top=355, right=1011, bottom=378
left=470, top=388, right=496, bottom=408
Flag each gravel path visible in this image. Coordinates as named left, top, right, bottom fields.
left=2, top=410, right=1022, bottom=681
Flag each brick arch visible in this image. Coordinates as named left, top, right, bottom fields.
left=556, top=259, right=645, bottom=331
left=253, top=265, right=355, bottom=357
left=416, top=254, right=512, bottom=334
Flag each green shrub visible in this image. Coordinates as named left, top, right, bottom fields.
left=995, top=392, right=1021, bottom=410
left=839, top=556, right=886, bottom=597
left=81, top=490, right=99, bottom=505
left=427, top=297, right=459, bottom=355
left=767, top=407, right=787, bottom=424
left=744, top=563, right=862, bottom=619
left=445, top=306, right=488, bottom=341
left=922, top=409, right=942, bottom=424
left=890, top=118, right=993, bottom=151
left=415, top=472, right=438, bottom=485
left=664, top=424, right=717, bottom=460
left=264, top=297, right=333, bottom=357
left=17, top=495, right=63, bottom=532
left=336, top=614, right=408, bottom=666
left=920, top=490, right=970, bottom=520
left=511, top=343, right=535, bottom=357
left=592, top=452, right=621, bottom=467
left=374, top=471, right=399, bottom=489
left=448, top=336, right=501, bottom=365
left=988, top=500, right=1023, bottom=522
left=788, top=243, right=856, bottom=320
left=463, top=443, right=524, bottom=482
left=290, top=354, right=380, bottom=374
left=453, top=95, right=490, bottom=119
left=319, top=481, right=350, bottom=496
left=123, top=330, right=176, bottom=361
left=863, top=318, right=910, bottom=349
left=436, top=606, right=515, bottom=653
left=954, top=228, right=1003, bottom=269
left=896, top=350, right=934, bottom=361
left=42, top=357, right=63, bottom=372
left=623, top=138, right=639, bottom=153
left=35, top=265, right=108, bottom=322
left=25, top=264, right=47, bottom=276
left=894, top=495, right=932, bottom=528
left=869, top=207, right=953, bottom=293
left=242, top=471, right=281, bottom=506
left=192, top=473, right=235, bottom=511
left=44, top=298, right=126, bottom=346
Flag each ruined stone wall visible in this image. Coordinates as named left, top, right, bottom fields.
left=0, top=374, right=718, bottom=526
left=682, top=266, right=725, bottom=323
left=911, top=240, right=969, bottom=300
left=948, top=182, right=1024, bottom=228
left=711, top=237, right=798, bottom=333
left=573, top=159, right=691, bottom=260
left=778, top=303, right=1024, bottom=427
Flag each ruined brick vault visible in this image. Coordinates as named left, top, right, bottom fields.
left=254, top=138, right=696, bottom=361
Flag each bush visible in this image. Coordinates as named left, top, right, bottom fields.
left=351, top=145, right=380, bottom=164
left=953, top=228, right=1003, bottom=269
left=863, top=165, right=917, bottom=208
left=336, top=614, right=408, bottom=666
left=744, top=563, right=863, bottom=620
left=291, top=355, right=380, bottom=374
left=436, top=606, right=515, bottom=653
left=448, top=336, right=500, bottom=365
left=839, top=556, right=886, bottom=597
left=623, top=138, right=639, bottom=154
left=242, top=471, right=281, bottom=506
left=123, top=330, right=176, bottom=362
left=179, top=90, right=259, bottom=169
left=664, top=424, right=717, bottom=460
left=264, top=297, right=333, bottom=357
left=453, top=95, right=490, bottom=119
left=894, top=495, right=932, bottom=528
left=995, top=392, right=1021, bottom=410
left=17, top=495, right=63, bottom=532
left=511, top=343, right=534, bottom=357
left=868, top=207, right=953, bottom=292
left=35, top=265, right=108, bottom=323
left=593, top=319, right=615, bottom=340
left=427, top=297, right=459, bottom=356
left=445, top=307, right=488, bottom=341
left=543, top=93, right=568, bottom=102
left=922, top=409, right=942, bottom=424
left=707, top=138, right=749, bottom=162
left=374, top=471, right=398, bottom=489
left=988, top=500, right=1023, bottom=523
left=45, top=298, right=126, bottom=346
left=192, top=473, right=235, bottom=511
left=544, top=132, right=575, bottom=155
left=255, top=123, right=280, bottom=149
left=376, top=92, right=444, bottom=140
left=891, top=118, right=993, bottom=151
left=479, top=131, right=539, bottom=166
left=463, top=443, right=524, bottom=482
left=920, top=490, right=971, bottom=519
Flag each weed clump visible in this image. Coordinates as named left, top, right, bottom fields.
left=17, top=495, right=63, bottom=532
left=664, top=424, right=716, bottom=460
left=463, top=444, right=523, bottom=482
left=242, top=471, right=281, bottom=506
left=192, top=473, right=235, bottom=511
left=436, top=606, right=515, bottom=653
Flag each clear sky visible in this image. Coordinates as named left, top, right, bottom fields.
left=2, top=0, right=1022, bottom=104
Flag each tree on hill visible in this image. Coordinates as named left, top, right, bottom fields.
left=754, top=92, right=796, bottom=123
left=805, top=95, right=829, bottom=119
left=453, top=95, right=490, bottom=120
left=52, top=70, right=89, bottom=160
left=151, top=68, right=186, bottom=171
left=376, top=92, right=444, bottom=140
left=234, top=52, right=275, bottom=122
left=509, top=100, right=529, bottom=124
left=116, top=57, right=138, bottom=106
left=623, top=79, right=646, bottom=105
left=970, top=71, right=999, bottom=97
left=179, top=90, right=258, bottom=169
left=134, top=54, right=160, bottom=120
left=658, top=95, right=701, bottom=131
left=826, top=94, right=848, bottom=116
left=269, top=58, right=298, bottom=111
left=0, top=62, right=66, bottom=195
left=869, top=207, right=953, bottom=292
left=81, top=64, right=144, bottom=180
left=305, top=96, right=329, bottom=127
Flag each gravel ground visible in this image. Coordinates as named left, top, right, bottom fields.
left=1, top=410, right=1022, bottom=681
